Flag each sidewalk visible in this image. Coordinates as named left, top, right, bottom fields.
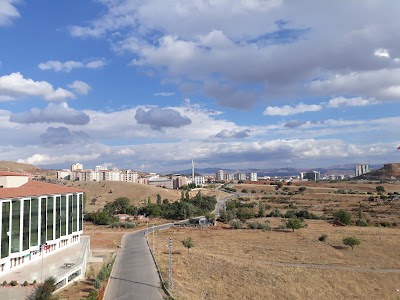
left=0, top=238, right=86, bottom=299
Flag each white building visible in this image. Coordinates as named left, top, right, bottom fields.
left=355, top=164, right=370, bottom=177
left=300, top=171, right=321, bottom=181
left=250, top=172, right=258, bottom=182
left=189, top=176, right=205, bottom=187
left=236, top=173, right=246, bottom=181
left=56, top=170, right=71, bottom=180
left=0, top=172, right=84, bottom=278
left=215, top=170, right=225, bottom=181
left=70, top=163, right=83, bottom=171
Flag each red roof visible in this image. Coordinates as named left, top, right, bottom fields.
left=0, top=171, right=29, bottom=177
left=0, top=181, right=84, bottom=199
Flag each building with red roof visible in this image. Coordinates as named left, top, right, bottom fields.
left=0, top=172, right=85, bottom=277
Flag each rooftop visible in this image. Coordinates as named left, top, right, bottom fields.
left=0, top=181, right=84, bottom=199
left=0, top=171, right=29, bottom=177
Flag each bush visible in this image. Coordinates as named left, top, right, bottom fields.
left=23, top=281, right=29, bottom=286
left=32, top=280, right=37, bottom=285
left=10, top=280, right=18, bottom=286
left=2, top=281, right=7, bottom=286
left=342, top=236, right=361, bottom=250
left=270, top=208, right=283, bottom=218
left=97, top=268, right=106, bottom=282
left=333, top=210, right=352, bottom=225
left=286, top=218, right=306, bottom=232
left=87, top=289, right=98, bottom=300
left=229, top=219, right=243, bottom=229
left=356, top=218, right=369, bottom=227
left=298, top=187, right=306, bottom=192
left=376, top=186, right=385, bottom=192
left=318, top=234, right=328, bottom=242
left=94, top=278, right=101, bottom=290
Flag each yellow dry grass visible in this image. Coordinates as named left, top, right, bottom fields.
left=151, top=221, right=400, bottom=300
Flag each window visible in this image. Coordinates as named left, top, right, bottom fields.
left=11, top=200, right=20, bottom=253
left=55, top=196, right=61, bottom=239
left=79, top=193, right=83, bottom=231
left=72, top=194, right=77, bottom=232
left=1, top=202, right=10, bottom=259
left=30, top=198, right=39, bottom=247
left=40, top=198, right=46, bottom=245
left=23, top=200, right=30, bottom=251
left=61, top=196, right=67, bottom=236
left=68, top=195, right=73, bottom=235
left=47, top=197, right=54, bottom=241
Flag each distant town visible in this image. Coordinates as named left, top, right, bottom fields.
left=56, top=162, right=373, bottom=188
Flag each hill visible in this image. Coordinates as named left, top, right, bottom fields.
left=359, top=163, right=400, bottom=179
left=0, top=160, right=55, bottom=176
left=66, top=180, right=183, bottom=212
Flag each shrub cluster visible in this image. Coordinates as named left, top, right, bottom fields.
left=247, top=221, right=271, bottom=231
left=110, top=222, right=136, bottom=229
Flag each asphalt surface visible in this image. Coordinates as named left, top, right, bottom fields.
left=104, top=224, right=173, bottom=300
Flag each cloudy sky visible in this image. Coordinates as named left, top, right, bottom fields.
left=1, top=0, right=399, bottom=172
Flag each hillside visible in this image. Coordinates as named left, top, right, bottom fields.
left=66, top=181, right=183, bottom=212
left=359, top=163, right=400, bottom=179
left=0, top=160, right=56, bottom=176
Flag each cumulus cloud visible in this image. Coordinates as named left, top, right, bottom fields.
left=67, top=80, right=92, bottom=95
left=9, top=102, right=90, bottom=125
left=264, top=103, right=322, bottom=116
left=17, top=152, right=100, bottom=166
left=284, top=120, right=305, bottom=128
left=327, top=97, right=378, bottom=108
left=154, top=92, right=175, bottom=96
left=40, top=127, right=92, bottom=145
left=135, top=107, right=192, bottom=130
left=214, top=129, right=251, bottom=139
left=0, top=0, right=20, bottom=26
left=38, top=59, right=106, bottom=72
left=0, top=72, right=75, bottom=101
left=374, top=48, right=390, bottom=58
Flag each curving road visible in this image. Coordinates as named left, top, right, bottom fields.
left=104, top=224, right=173, bottom=300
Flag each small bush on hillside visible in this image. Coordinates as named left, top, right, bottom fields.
left=356, top=218, right=369, bottom=227
left=2, top=281, right=7, bottom=286
left=94, top=278, right=101, bottom=290
left=342, top=236, right=361, bottom=250
left=333, top=210, right=352, bottom=225
left=10, top=280, right=18, bottom=286
left=229, top=219, right=243, bottom=229
left=318, top=234, right=328, bottom=242
left=23, top=281, right=29, bottom=286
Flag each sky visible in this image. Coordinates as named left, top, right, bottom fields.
left=0, top=0, right=400, bottom=172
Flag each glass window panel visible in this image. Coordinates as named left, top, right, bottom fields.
left=30, top=198, right=39, bottom=246
left=47, top=197, right=54, bottom=241
left=68, top=195, right=73, bottom=234
left=79, top=193, right=83, bottom=231
left=23, top=200, right=30, bottom=251
left=55, top=196, right=61, bottom=239
left=40, top=198, right=46, bottom=245
left=1, top=202, right=10, bottom=258
left=72, top=194, right=77, bottom=232
left=11, top=200, right=20, bottom=253
left=61, top=195, right=67, bottom=236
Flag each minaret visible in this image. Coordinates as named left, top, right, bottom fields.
left=192, top=159, right=195, bottom=182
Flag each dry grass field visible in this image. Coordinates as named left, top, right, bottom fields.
left=151, top=220, right=400, bottom=300
left=232, top=181, right=400, bottom=225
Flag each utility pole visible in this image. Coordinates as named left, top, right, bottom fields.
left=168, top=238, right=173, bottom=290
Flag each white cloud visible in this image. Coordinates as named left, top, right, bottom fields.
left=0, top=72, right=75, bottom=101
left=154, top=92, right=175, bottom=96
left=17, top=153, right=100, bottom=166
left=0, top=0, right=20, bottom=26
left=326, top=97, right=379, bottom=108
left=263, top=103, right=322, bottom=116
left=374, top=48, right=390, bottom=58
left=38, top=59, right=106, bottom=72
left=67, top=80, right=92, bottom=95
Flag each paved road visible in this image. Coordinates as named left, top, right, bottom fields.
left=104, top=224, right=173, bottom=300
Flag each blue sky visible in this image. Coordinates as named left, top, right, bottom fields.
left=1, top=0, right=400, bottom=172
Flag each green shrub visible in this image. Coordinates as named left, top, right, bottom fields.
left=356, top=218, right=369, bottom=227
left=229, top=219, right=242, bottom=229
left=32, top=280, right=37, bottom=285
left=10, top=280, right=18, bottom=286
left=97, top=268, right=106, bottom=282
left=333, top=210, right=352, bottom=225
left=87, top=289, right=98, bottom=300
left=342, top=236, right=361, bottom=250
left=286, top=218, right=306, bottom=232
left=2, top=281, right=7, bottom=286
left=318, top=234, right=327, bottom=242
left=94, top=278, right=101, bottom=290
left=23, top=281, right=29, bottom=286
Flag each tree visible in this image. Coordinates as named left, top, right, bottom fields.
left=376, top=186, right=385, bottom=192
left=333, top=210, right=352, bottom=225
left=342, top=236, right=361, bottom=250
left=156, top=194, right=162, bottom=205
left=298, top=187, right=306, bottom=193
left=182, top=237, right=194, bottom=255
left=258, top=203, right=266, bottom=218
left=28, top=277, right=57, bottom=300
left=286, top=218, right=306, bottom=232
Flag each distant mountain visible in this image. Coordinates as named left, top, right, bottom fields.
left=0, top=161, right=56, bottom=177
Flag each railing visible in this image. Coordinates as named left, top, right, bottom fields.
left=55, top=236, right=90, bottom=283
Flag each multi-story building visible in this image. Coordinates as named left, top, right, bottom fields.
left=250, top=172, right=258, bottom=182
left=354, top=164, right=370, bottom=177
left=70, top=163, right=83, bottom=171
left=0, top=172, right=84, bottom=277
left=215, top=170, right=225, bottom=181
left=189, top=176, right=205, bottom=187
left=56, top=170, right=71, bottom=180
left=225, top=173, right=234, bottom=181
left=120, top=170, right=139, bottom=182
left=300, top=171, right=321, bottom=181
left=236, top=173, right=246, bottom=181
